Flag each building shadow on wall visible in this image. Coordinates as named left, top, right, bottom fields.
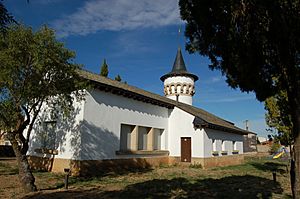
left=77, top=120, right=153, bottom=177
left=25, top=175, right=285, bottom=199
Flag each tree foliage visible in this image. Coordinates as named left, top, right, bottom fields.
left=115, top=74, right=122, bottom=82
left=180, top=0, right=299, bottom=101
left=100, top=59, right=109, bottom=77
left=0, top=24, right=85, bottom=192
left=179, top=0, right=300, bottom=197
left=265, top=91, right=293, bottom=146
left=0, top=2, right=15, bottom=33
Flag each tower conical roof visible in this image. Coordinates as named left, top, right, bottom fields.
left=171, top=47, right=187, bottom=72
left=160, top=47, right=198, bottom=81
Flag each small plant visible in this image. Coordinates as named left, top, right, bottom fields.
left=269, top=142, right=281, bottom=154
left=189, top=162, right=203, bottom=169
left=158, top=162, right=168, bottom=168
left=172, top=162, right=179, bottom=167
left=232, top=150, right=239, bottom=154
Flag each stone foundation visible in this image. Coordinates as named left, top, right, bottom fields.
left=191, top=155, right=245, bottom=168
left=169, top=154, right=259, bottom=168
left=27, top=156, right=80, bottom=175
left=28, top=153, right=259, bottom=176
left=28, top=155, right=169, bottom=176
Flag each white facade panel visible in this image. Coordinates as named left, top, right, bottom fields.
left=168, top=107, right=205, bottom=158
left=28, top=97, right=85, bottom=160
left=164, top=76, right=195, bottom=85
left=81, top=89, right=169, bottom=160
left=203, top=129, right=244, bottom=157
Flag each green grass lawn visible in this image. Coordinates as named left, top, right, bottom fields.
left=0, top=157, right=292, bottom=199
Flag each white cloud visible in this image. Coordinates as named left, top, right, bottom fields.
left=201, top=96, right=254, bottom=103
left=52, top=0, right=181, bottom=38
left=202, top=76, right=226, bottom=84
left=211, top=76, right=222, bottom=83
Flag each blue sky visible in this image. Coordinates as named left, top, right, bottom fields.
left=5, top=0, right=268, bottom=137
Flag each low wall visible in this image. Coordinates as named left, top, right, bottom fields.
left=257, top=144, right=270, bottom=153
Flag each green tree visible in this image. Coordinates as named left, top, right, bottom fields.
left=179, top=0, right=300, bottom=197
left=0, top=2, right=15, bottom=32
left=100, top=59, right=109, bottom=77
left=265, top=91, right=293, bottom=147
left=115, top=74, right=122, bottom=82
left=0, top=25, right=85, bottom=192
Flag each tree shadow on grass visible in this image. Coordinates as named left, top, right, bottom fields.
left=24, top=175, right=284, bottom=199
left=250, top=161, right=288, bottom=174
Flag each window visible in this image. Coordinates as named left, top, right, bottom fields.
left=120, top=124, right=135, bottom=151
left=40, top=121, right=57, bottom=149
left=119, top=124, right=164, bottom=153
left=153, top=129, right=163, bottom=150
left=138, top=126, right=150, bottom=150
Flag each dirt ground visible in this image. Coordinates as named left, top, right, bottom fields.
left=0, top=158, right=292, bottom=199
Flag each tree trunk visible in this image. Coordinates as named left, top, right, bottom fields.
left=292, top=120, right=300, bottom=198
left=289, top=96, right=300, bottom=198
left=11, top=141, right=37, bottom=192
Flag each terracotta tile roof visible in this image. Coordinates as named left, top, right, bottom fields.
left=78, top=69, right=250, bottom=135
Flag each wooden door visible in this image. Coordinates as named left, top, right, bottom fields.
left=181, top=137, right=191, bottom=162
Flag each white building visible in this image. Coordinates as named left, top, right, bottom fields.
left=28, top=48, right=252, bottom=176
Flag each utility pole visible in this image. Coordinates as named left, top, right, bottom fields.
left=244, top=120, right=249, bottom=131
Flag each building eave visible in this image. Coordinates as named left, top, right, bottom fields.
left=78, top=69, right=256, bottom=136
left=160, top=72, right=199, bottom=82
left=91, top=80, right=174, bottom=109
left=193, top=117, right=249, bottom=135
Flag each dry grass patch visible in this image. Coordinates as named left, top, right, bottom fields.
left=0, top=157, right=292, bottom=199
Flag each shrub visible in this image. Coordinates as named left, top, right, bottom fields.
left=269, top=142, right=281, bottom=154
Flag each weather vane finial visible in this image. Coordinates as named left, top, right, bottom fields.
left=178, top=25, right=181, bottom=48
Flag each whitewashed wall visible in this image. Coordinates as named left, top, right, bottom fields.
left=168, top=107, right=205, bottom=158
left=81, top=89, right=169, bottom=160
left=164, top=76, right=195, bottom=105
left=28, top=97, right=85, bottom=160
left=203, top=129, right=244, bottom=157
left=28, top=88, right=245, bottom=162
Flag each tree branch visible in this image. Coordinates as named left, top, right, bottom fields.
left=25, top=98, right=44, bottom=144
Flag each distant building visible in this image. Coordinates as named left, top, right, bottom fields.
left=243, top=132, right=257, bottom=153
left=258, top=136, right=268, bottom=143
left=28, top=48, right=255, bottom=176
left=0, top=130, right=10, bottom=146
